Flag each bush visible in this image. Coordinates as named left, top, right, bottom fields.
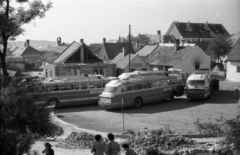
left=0, top=77, right=62, bottom=155
left=194, top=116, right=240, bottom=150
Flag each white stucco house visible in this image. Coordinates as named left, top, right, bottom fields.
left=225, top=38, right=240, bottom=82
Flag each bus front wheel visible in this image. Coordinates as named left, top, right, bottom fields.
left=47, top=99, right=59, bottom=109
left=134, top=97, right=142, bottom=108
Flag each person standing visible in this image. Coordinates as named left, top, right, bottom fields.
left=122, top=144, right=137, bottom=155
left=105, top=133, right=121, bottom=155
left=91, top=134, right=106, bottom=155
left=42, top=142, right=54, bottom=155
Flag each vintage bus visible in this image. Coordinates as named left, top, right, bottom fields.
left=39, top=76, right=111, bottom=109
left=186, top=69, right=213, bottom=99
left=98, top=71, right=185, bottom=109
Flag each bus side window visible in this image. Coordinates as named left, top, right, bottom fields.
left=52, top=85, right=60, bottom=91
left=121, top=86, right=127, bottom=92
left=143, top=82, right=152, bottom=89
left=89, top=82, right=94, bottom=89
left=80, top=83, right=88, bottom=89
left=95, top=82, right=102, bottom=88
left=61, top=84, right=67, bottom=91
left=126, top=84, right=132, bottom=91
left=46, top=86, right=52, bottom=92
left=69, top=84, right=74, bottom=90
left=75, top=83, right=80, bottom=90
left=133, top=83, right=142, bottom=90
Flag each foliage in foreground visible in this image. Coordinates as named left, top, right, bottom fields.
left=194, top=116, right=240, bottom=150
left=0, top=77, right=62, bottom=155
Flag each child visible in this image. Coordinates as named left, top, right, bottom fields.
left=122, top=143, right=137, bottom=155
left=91, top=134, right=105, bottom=155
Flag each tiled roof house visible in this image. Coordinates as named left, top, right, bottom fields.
left=166, top=21, right=230, bottom=42
left=148, top=44, right=211, bottom=74
left=40, top=45, right=67, bottom=63
left=98, top=38, right=135, bottom=61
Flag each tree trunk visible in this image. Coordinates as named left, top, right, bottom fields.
left=0, top=36, right=10, bottom=86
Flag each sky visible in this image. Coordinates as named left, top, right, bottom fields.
left=17, top=0, right=240, bottom=44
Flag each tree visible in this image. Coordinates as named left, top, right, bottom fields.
left=123, top=33, right=150, bottom=47
left=207, top=35, right=233, bottom=64
left=0, top=77, right=62, bottom=155
left=0, top=0, right=52, bottom=81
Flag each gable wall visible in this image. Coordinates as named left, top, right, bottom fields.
left=226, top=61, right=240, bottom=81
left=124, top=56, right=150, bottom=72
left=98, top=45, right=109, bottom=60
left=174, top=47, right=211, bottom=74
left=168, top=26, right=182, bottom=40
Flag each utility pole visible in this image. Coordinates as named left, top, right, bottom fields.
left=129, top=25, right=131, bottom=72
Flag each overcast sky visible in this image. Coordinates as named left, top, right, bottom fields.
left=17, top=0, right=240, bottom=44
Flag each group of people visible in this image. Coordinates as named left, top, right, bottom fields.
left=91, top=133, right=137, bottom=155
left=42, top=133, right=137, bottom=155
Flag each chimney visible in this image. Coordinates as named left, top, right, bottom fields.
left=206, top=21, right=208, bottom=26
left=188, top=21, right=190, bottom=26
left=157, top=30, right=161, bottom=43
left=174, top=39, right=180, bottom=51
left=180, top=37, right=184, bottom=46
left=122, top=47, right=125, bottom=58
left=80, top=39, right=84, bottom=44
left=119, top=36, right=121, bottom=43
left=57, top=37, right=61, bottom=46
left=103, top=38, right=106, bottom=43
left=26, top=39, right=30, bottom=46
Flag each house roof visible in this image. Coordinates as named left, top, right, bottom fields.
left=89, top=43, right=102, bottom=56
left=166, top=21, right=230, bottom=38
left=54, top=41, right=81, bottom=63
left=12, top=46, right=40, bottom=56
left=226, top=38, right=240, bottom=62
left=149, top=46, right=196, bottom=66
left=136, top=45, right=159, bottom=56
left=6, top=56, right=25, bottom=63
left=39, top=45, right=67, bottom=63
left=117, top=54, right=138, bottom=69
left=111, top=52, right=124, bottom=65
left=103, top=43, right=135, bottom=60
left=192, top=41, right=211, bottom=56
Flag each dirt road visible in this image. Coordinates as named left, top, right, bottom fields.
left=55, top=90, right=239, bottom=133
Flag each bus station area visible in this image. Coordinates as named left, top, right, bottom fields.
left=54, top=81, right=240, bottom=134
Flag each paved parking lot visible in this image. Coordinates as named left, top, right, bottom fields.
left=55, top=89, right=239, bottom=133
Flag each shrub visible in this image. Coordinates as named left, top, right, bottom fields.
left=194, top=116, right=240, bottom=150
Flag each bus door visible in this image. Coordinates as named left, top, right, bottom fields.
left=162, top=79, right=172, bottom=98
left=88, top=81, right=104, bottom=104
left=152, top=80, right=164, bottom=101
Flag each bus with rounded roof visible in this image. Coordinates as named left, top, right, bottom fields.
left=98, top=71, right=185, bottom=109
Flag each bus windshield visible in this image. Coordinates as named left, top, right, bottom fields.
left=188, top=80, right=205, bottom=86
left=103, top=86, right=118, bottom=93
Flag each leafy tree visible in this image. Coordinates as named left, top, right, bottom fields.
left=0, top=77, right=62, bottom=155
left=207, top=35, right=233, bottom=64
left=0, top=0, right=52, bottom=82
left=123, top=33, right=150, bottom=47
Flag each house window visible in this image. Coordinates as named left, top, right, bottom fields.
left=195, top=64, right=199, bottom=70
left=130, top=69, right=135, bottom=72
left=237, top=66, right=240, bottom=73
left=141, top=68, right=147, bottom=71
left=45, top=72, right=48, bottom=78
left=50, top=71, right=52, bottom=77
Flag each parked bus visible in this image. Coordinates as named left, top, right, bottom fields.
left=38, top=76, right=111, bottom=109
left=98, top=71, right=185, bottom=109
left=186, top=69, right=213, bottom=99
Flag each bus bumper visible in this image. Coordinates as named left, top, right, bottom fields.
left=186, top=93, right=208, bottom=99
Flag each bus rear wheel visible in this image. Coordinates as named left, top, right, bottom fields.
left=134, top=97, right=142, bottom=108
left=169, top=91, right=175, bottom=101
left=47, top=99, right=59, bottom=109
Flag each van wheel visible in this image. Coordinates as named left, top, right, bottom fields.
left=47, top=99, right=59, bottom=109
left=169, top=92, right=175, bottom=101
left=134, top=97, right=142, bottom=108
